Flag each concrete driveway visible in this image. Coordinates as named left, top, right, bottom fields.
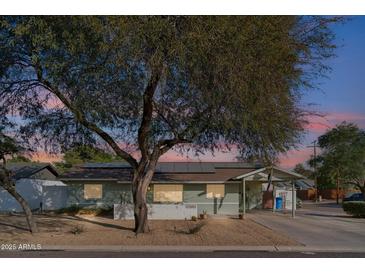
left=249, top=201, right=365, bottom=251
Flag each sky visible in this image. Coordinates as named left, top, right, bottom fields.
left=32, top=16, right=365, bottom=169
left=279, top=16, right=365, bottom=168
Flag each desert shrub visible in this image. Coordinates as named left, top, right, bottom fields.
left=78, top=207, right=113, bottom=216
left=191, top=216, right=197, bottom=221
left=56, top=205, right=113, bottom=216
left=70, top=225, right=85, bottom=235
left=56, top=205, right=80, bottom=215
left=343, top=201, right=365, bottom=217
left=186, top=221, right=206, bottom=234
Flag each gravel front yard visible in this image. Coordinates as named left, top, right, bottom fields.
left=0, top=214, right=299, bottom=247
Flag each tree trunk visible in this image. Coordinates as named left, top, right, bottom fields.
left=5, top=186, right=38, bottom=233
left=131, top=168, right=154, bottom=234
left=133, top=187, right=149, bottom=234
left=336, top=177, right=340, bottom=204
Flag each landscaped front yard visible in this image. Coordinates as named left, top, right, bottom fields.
left=0, top=214, right=299, bottom=247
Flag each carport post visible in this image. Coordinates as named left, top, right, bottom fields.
left=292, top=180, right=296, bottom=218
left=272, top=185, right=276, bottom=213
left=242, top=178, right=246, bottom=218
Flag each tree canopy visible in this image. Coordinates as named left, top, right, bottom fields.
left=55, top=144, right=125, bottom=173
left=0, top=16, right=341, bottom=162
left=316, top=122, right=365, bottom=199
left=0, top=16, right=343, bottom=232
left=293, top=163, right=313, bottom=179
left=0, top=124, right=24, bottom=164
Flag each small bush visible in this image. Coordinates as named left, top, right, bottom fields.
left=56, top=205, right=113, bottom=216
left=186, top=222, right=206, bottom=234
left=191, top=216, right=197, bottom=221
left=343, top=201, right=365, bottom=218
left=70, top=225, right=85, bottom=235
left=56, top=205, right=80, bottom=215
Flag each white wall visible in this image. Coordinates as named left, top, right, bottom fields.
left=0, top=179, right=67, bottom=212
left=114, top=203, right=198, bottom=220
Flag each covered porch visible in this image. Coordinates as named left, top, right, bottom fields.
left=233, top=166, right=305, bottom=219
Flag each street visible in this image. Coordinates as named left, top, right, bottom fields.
left=0, top=250, right=365, bottom=258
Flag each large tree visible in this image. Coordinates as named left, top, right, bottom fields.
left=316, top=122, right=365, bottom=203
left=0, top=16, right=341, bottom=233
left=55, top=144, right=124, bottom=173
left=0, top=122, right=38, bottom=233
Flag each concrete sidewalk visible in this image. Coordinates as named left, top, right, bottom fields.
left=30, top=244, right=365, bottom=253
left=248, top=207, right=365, bottom=251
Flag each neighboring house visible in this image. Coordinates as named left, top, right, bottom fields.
left=295, top=179, right=315, bottom=190
left=0, top=163, right=67, bottom=212
left=59, top=162, right=304, bottom=218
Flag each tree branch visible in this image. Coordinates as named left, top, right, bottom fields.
left=38, top=81, right=138, bottom=169
left=137, top=67, right=163, bottom=161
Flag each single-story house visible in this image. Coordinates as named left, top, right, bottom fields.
left=59, top=162, right=304, bottom=219
left=0, top=163, right=67, bottom=212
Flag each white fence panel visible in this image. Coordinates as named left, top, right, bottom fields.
left=114, top=203, right=198, bottom=220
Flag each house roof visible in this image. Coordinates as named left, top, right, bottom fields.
left=59, top=162, right=303, bottom=183
left=7, top=163, right=59, bottom=180
left=234, top=166, right=305, bottom=181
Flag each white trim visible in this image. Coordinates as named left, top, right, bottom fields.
left=272, top=166, right=305, bottom=179
left=234, top=166, right=305, bottom=180
left=234, top=167, right=267, bottom=180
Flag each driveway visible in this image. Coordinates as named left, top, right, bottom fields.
left=249, top=201, right=365, bottom=251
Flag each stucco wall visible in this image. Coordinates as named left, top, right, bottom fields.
left=0, top=179, right=67, bottom=212
left=65, top=182, right=250, bottom=215
left=183, top=183, right=240, bottom=215
left=244, top=181, right=263, bottom=210
left=66, top=182, right=133, bottom=208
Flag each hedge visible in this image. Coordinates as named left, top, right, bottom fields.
left=343, top=201, right=365, bottom=218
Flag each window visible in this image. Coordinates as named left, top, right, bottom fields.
left=153, top=184, right=183, bottom=203
left=84, top=184, right=103, bottom=199
left=206, top=184, right=225, bottom=198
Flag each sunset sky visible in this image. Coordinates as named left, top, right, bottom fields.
left=32, top=16, right=365, bottom=169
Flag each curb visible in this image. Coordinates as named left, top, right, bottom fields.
left=35, top=245, right=365, bottom=253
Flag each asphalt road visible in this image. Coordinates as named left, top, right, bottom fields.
left=1, top=250, right=365, bottom=258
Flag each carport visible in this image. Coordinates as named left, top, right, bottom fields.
left=233, top=166, right=305, bottom=219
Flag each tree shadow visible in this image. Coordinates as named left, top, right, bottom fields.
left=0, top=221, right=29, bottom=232
left=71, top=215, right=134, bottom=232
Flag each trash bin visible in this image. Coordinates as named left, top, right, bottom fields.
left=275, top=197, right=283, bottom=209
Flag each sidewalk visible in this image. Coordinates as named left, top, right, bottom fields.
left=36, top=244, right=365, bottom=253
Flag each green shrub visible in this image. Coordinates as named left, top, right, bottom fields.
left=343, top=201, right=365, bottom=218
left=70, top=224, right=85, bottom=235
left=56, top=205, right=113, bottom=216
left=56, top=204, right=81, bottom=215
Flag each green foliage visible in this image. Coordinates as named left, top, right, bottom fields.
left=63, top=145, right=122, bottom=165
left=54, top=145, right=124, bottom=173
left=315, top=122, right=365, bottom=192
left=56, top=204, right=113, bottom=216
left=293, top=163, right=313, bottom=178
left=8, top=155, right=31, bottom=163
left=0, top=127, right=24, bottom=163
left=55, top=204, right=81, bottom=214
left=0, top=16, right=343, bottom=162
left=343, top=202, right=365, bottom=218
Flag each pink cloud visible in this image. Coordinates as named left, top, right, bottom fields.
left=278, top=147, right=313, bottom=169
left=31, top=151, right=62, bottom=163
left=304, top=111, right=365, bottom=134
